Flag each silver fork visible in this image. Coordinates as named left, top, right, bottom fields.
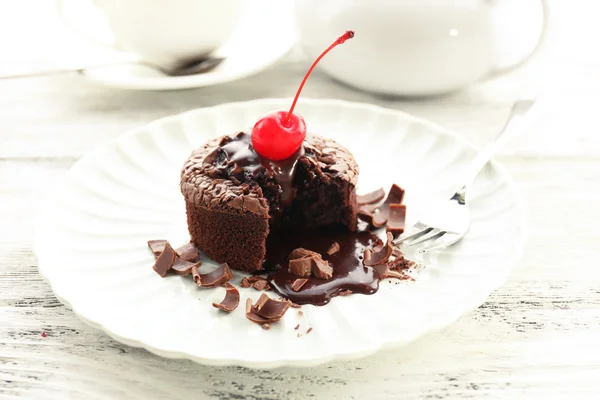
left=394, top=99, right=537, bottom=253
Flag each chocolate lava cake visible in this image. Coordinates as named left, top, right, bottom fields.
left=180, top=131, right=359, bottom=272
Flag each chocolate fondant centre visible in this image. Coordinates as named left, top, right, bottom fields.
left=263, top=225, right=382, bottom=306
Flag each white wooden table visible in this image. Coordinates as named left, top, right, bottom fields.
left=2, top=1, right=600, bottom=399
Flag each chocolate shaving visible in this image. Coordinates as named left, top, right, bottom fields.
left=371, top=212, right=388, bottom=228
left=152, top=242, right=177, bottom=277
left=385, top=269, right=411, bottom=280
left=306, top=327, right=313, bottom=334
left=255, top=294, right=291, bottom=319
left=387, top=203, right=407, bottom=236
left=175, top=243, right=199, bottom=262
left=288, top=258, right=312, bottom=277
left=291, top=278, right=308, bottom=292
left=294, top=324, right=300, bottom=330
left=338, top=289, right=353, bottom=296
left=290, top=302, right=302, bottom=308
left=241, top=275, right=268, bottom=287
left=193, top=263, right=232, bottom=288
left=392, top=257, right=416, bottom=270
left=191, top=265, right=201, bottom=284
left=357, top=209, right=376, bottom=226
left=262, top=324, right=271, bottom=330
left=245, top=294, right=291, bottom=325
left=247, top=276, right=267, bottom=283
left=240, top=277, right=252, bottom=288
left=212, top=283, right=240, bottom=312
left=252, top=280, right=271, bottom=291
left=171, top=259, right=200, bottom=276
left=387, top=184, right=405, bottom=204
left=149, top=240, right=199, bottom=263
left=371, top=263, right=390, bottom=280
left=363, top=232, right=394, bottom=266
left=357, top=188, right=385, bottom=205
left=392, top=248, right=404, bottom=258
left=312, top=258, right=333, bottom=280
left=289, top=248, right=319, bottom=260
left=361, top=184, right=406, bottom=228
left=326, top=242, right=340, bottom=255
left=148, top=240, right=167, bottom=259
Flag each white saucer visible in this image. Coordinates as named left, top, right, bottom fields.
left=55, top=0, right=297, bottom=90
left=33, top=99, right=526, bottom=368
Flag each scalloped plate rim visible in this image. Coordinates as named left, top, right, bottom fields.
left=33, top=98, right=527, bottom=369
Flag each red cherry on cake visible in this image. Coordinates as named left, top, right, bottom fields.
left=251, top=110, right=307, bottom=161
left=252, top=30, right=355, bottom=161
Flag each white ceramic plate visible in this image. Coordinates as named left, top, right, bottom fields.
left=33, top=99, right=526, bottom=368
left=55, top=0, right=297, bottom=90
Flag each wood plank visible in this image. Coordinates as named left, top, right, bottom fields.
left=1, top=158, right=599, bottom=398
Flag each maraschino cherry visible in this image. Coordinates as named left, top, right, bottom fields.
left=251, top=30, right=355, bottom=160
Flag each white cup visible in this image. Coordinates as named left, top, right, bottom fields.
left=59, top=0, right=243, bottom=69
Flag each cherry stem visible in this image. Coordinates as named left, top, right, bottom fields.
left=284, top=30, right=355, bottom=125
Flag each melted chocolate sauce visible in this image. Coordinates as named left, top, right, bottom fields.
left=212, top=132, right=307, bottom=207
left=264, top=228, right=383, bottom=306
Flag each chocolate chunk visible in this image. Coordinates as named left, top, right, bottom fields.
left=152, top=242, right=177, bottom=277
left=387, top=203, right=406, bottom=236
left=363, top=232, right=394, bottom=266
left=254, top=294, right=292, bottom=320
left=311, top=258, right=333, bottom=280
left=171, top=259, right=200, bottom=276
left=148, top=240, right=167, bottom=259
left=288, top=257, right=312, bottom=277
left=175, top=243, right=200, bottom=262
left=357, top=188, right=385, bottom=205
left=193, top=263, right=233, bottom=288
left=245, top=294, right=291, bottom=325
left=387, top=184, right=405, bottom=204
left=291, top=278, right=308, bottom=292
left=326, top=242, right=340, bottom=255
left=212, top=283, right=240, bottom=312
left=252, top=280, right=271, bottom=291
left=288, top=248, right=319, bottom=260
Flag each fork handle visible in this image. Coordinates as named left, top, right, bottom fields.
left=460, top=99, right=538, bottom=195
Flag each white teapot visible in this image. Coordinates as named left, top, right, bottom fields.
left=293, top=0, right=547, bottom=96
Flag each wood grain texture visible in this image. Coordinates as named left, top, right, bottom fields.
left=2, top=0, right=600, bottom=398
